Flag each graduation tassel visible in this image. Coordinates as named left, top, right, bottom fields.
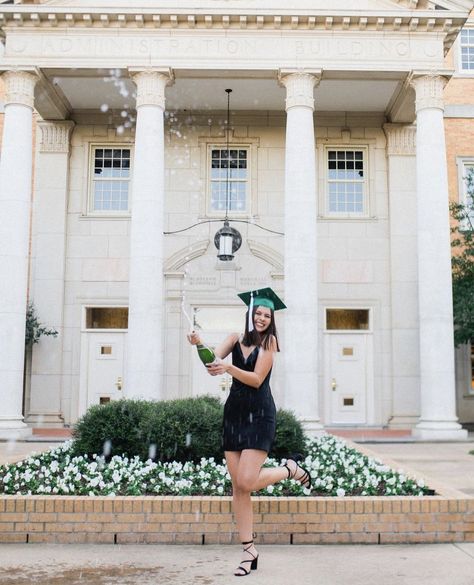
left=248, top=291, right=254, bottom=332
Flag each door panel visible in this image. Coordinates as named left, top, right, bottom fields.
left=87, top=333, right=126, bottom=407
left=327, top=334, right=367, bottom=424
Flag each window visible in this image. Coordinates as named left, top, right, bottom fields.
left=460, top=28, right=474, bottom=72
left=210, top=148, right=248, bottom=213
left=327, top=149, right=366, bottom=216
left=326, top=309, right=370, bottom=331
left=91, top=146, right=131, bottom=213
left=85, top=307, right=129, bottom=329
left=457, top=159, right=474, bottom=228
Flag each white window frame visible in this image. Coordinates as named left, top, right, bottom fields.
left=207, top=144, right=251, bottom=216
left=456, top=157, right=474, bottom=229
left=87, top=143, right=133, bottom=217
left=456, top=26, right=474, bottom=76
left=323, top=146, right=370, bottom=219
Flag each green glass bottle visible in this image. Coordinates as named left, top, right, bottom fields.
left=196, top=344, right=216, bottom=365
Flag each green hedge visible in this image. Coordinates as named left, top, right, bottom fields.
left=72, top=396, right=306, bottom=463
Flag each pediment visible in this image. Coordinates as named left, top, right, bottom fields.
left=15, top=0, right=474, bottom=13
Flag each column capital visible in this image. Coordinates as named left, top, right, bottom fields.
left=278, top=70, right=321, bottom=111
left=410, top=73, right=447, bottom=113
left=2, top=70, right=38, bottom=108
left=383, top=123, right=416, bottom=156
left=129, top=68, right=174, bottom=109
left=37, top=120, right=75, bottom=154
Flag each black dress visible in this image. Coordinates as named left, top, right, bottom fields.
left=222, top=341, right=277, bottom=453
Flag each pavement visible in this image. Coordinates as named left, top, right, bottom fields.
left=0, top=434, right=474, bottom=584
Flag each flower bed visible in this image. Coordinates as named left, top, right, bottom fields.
left=0, top=435, right=432, bottom=497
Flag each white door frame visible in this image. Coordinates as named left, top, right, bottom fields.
left=323, top=307, right=375, bottom=426
left=78, top=305, right=128, bottom=418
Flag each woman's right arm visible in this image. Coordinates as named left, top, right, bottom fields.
left=213, top=333, right=239, bottom=359
left=186, top=332, right=239, bottom=360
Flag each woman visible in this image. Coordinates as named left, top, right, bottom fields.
left=187, top=287, right=311, bottom=577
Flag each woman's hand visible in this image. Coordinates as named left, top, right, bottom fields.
left=187, top=331, right=201, bottom=346
left=206, top=358, right=229, bottom=376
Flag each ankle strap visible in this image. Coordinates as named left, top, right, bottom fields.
left=241, top=539, right=253, bottom=545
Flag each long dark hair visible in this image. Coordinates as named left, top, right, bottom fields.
left=241, top=305, right=280, bottom=351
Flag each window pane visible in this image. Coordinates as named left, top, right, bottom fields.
left=92, top=147, right=131, bottom=212
left=326, top=309, right=369, bottom=330
left=327, top=149, right=365, bottom=214
left=86, top=307, right=129, bottom=329
left=210, top=147, right=248, bottom=212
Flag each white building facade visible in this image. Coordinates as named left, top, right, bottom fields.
left=0, top=0, right=472, bottom=440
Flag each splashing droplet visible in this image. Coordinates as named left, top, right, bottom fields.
left=103, top=440, right=112, bottom=457
left=100, top=104, right=109, bottom=113
left=148, top=444, right=157, bottom=460
left=186, top=433, right=192, bottom=447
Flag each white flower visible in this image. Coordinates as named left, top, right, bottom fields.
left=266, top=485, right=274, bottom=494
left=336, top=488, right=345, bottom=497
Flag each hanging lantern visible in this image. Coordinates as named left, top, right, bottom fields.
left=214, top=220, right=242, bottom=261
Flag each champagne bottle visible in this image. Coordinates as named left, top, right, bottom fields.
left=196, top=344, right=216, bottom=365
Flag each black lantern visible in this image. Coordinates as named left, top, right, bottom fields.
left=214, top=220, right=242, bottom=261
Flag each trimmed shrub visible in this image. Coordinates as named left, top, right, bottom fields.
left=270, top=408, right=307, bottom=460
left=142, top=395, right=224, bottom=463
left=72, top=396, right=224, bottom=462
left=72, top=396, right=306, bottom=463
left=71, top=399, right=153, bottom=460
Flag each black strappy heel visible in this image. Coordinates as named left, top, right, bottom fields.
left=234, top=539, right=258, bottom=577
left=284, top=453, right=312, bottom=490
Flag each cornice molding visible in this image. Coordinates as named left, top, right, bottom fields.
left=0, top=8, right=468, bottom=56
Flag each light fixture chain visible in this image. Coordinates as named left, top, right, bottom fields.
left=225, top=88, right=232, bottom=221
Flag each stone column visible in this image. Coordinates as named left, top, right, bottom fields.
left=383, top=124, right=420, bottom=429
left=412, top=74, right=467, bottom=440
left=279, top=71, right=323, bottom=433
left=126, top=69, right=173, bottom=400
left=28, top=121, right=75, bottom=427
left=0, top=70, right=37, bottom=438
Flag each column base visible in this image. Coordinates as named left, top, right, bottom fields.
left=25, top=413, right=64, bottom=428
left=413, top=421, right=468, bottom=441
left=0, top=419, right=32, bottom=440
left=387, top=415, right=419, bottom=429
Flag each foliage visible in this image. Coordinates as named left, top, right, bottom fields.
left=25, top=302, right=58, bottom=347
left=450, top=167, right=474, bottom=346
left=0, top=435, right=433, bottom=497
left=72, top=396, right=224, bottom=463
left=72, top=397, right=306, bottom=464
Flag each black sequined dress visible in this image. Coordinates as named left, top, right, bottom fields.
left=222, top=341, right=277, bottom=453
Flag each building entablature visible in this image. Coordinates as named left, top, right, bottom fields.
left=0, top=2, right=471, bottom=55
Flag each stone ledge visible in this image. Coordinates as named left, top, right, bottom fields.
left=0, top=495, right=473, bottom=545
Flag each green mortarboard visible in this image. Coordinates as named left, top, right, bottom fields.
left=238, top=288, right=286, bottom=332
left=238, top=287, right=286, bottom=312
